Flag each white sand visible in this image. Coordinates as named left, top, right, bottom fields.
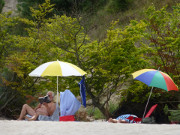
left=0, top=120, right=180, bottom=135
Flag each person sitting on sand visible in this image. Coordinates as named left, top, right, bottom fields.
left=17, top=91, right=56, bottom=121
left=108, top=114, right=139, bottom=123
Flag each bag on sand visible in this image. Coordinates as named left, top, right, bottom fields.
left=141, top=117, right=155, bottom=124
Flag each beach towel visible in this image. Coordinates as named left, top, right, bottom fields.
left=38, top=104, right=59, bottom=121
left=25, top=104, right=60, bottom=121
left=78, top=76, right=86, bottom=107
left=116, top=114, right=138, bottom=123
left=60, top=89, right=81, bottom=116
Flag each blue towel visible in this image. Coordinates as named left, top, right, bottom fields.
left=78, top=76, right=86, bottom=107
left=60, top=89, right=81, bottom=116
left=116, top=114, right=138, bottom=123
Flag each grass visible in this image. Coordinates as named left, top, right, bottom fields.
left=87, top=107, right=105, bottom=120
left=109, top=101, right=119, bottom=114
left=86, top=101, right=119, bottom=120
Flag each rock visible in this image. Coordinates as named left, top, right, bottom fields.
left=2, top=0, right=18, bottom=16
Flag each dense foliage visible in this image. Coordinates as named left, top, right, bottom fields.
left=0, top=0, right=179, bottom=122
left=17, top=0, right=108, bottom=19
left=0, top=0, right=4, bottom=12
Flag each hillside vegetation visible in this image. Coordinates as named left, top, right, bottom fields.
left=0, top=0, right=5, bottom=12
left=15, top=0, right=180, bottom=39
left=0, top=0, right=180, bottom=123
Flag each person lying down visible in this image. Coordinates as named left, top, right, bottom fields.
left=108, top=114, right=141, bottom=123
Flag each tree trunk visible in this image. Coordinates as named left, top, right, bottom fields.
left=86, top=84, right=110, bottom=119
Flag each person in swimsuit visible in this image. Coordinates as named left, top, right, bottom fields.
left=17, top=91, right=56, bottom=120
left=108, top=114, right=139, bottom=123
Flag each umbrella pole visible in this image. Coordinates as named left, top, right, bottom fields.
left=142, top=87, right=153, bottom=118
left=56, top=76, right=58, bottom=106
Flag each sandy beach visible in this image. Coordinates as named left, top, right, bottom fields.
left=0, top=120, right=180, bottom=135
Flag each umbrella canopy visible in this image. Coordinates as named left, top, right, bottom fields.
left=132, top=69, right=178, bottom=118
left=132, top=69, right=178, bottom=91
left=29, top=60, right=87, bottom=105
left=29, top=60, right=87, bottom=77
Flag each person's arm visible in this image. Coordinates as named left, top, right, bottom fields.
left=34, top=103, right=42, bottom=111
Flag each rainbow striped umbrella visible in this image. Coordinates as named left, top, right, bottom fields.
left=132, top=69, right=178, bottom=91
left=29, top=60, right=87, bottom=104
left=132, top=69, right=178, bottom=118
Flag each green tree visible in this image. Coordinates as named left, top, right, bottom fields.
left=0, top=0, right=4, bottom=13
left=0, top=13, right=27, bottom=117
left=38, top=14, right=148, bottom=118
left=116, top=5, right=180, bottom=121
left=84, top=20, right=148, bottom=118
left=17, top=0, right=44, bottom=19
left=0, top=1, right=56, bottom=118
left=144, top=5, right=180, bottom=85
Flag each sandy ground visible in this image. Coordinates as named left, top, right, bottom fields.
left=0, top=120, right=180, bottom=135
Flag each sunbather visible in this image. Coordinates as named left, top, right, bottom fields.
left=108, top=104, right=158, bottom=123
left=17, top=91, right=56, bottom=121
left=108, top=114, right=139, bottom=123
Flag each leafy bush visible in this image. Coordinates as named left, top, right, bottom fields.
left=87, top=107, right=105, bottom=120
left=17, top=0, right=44, bottom=19
left=0, top=0, right=4, bottom=13
left=164, top=104, right=180, bottom=123
left=0, top=68, right=26, bottom=119
left=106, top=0, right=133, bottom=13
left=17, top=0, right=108, bottom=17
left=92, top=108, right=105, bottom=119
left=108, top=101, right=119, bottom=114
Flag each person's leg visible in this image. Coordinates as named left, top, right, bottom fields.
left=30, top=113, right=39, bottom=120
left=25, top=113, right=39, bottom=121
left=118, top=119, right=128, bottom=123
left=17, top=104, right=36, bottom=120
left=108, top=118, right=118, bottom=123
